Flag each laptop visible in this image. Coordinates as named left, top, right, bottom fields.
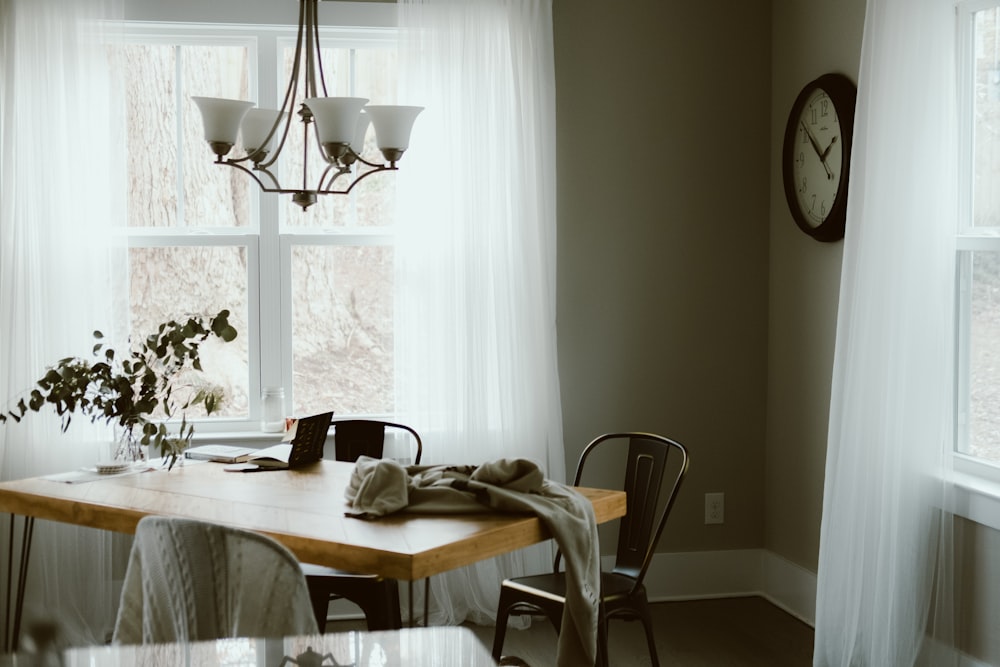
left=225, top=411, right=334, bottom=471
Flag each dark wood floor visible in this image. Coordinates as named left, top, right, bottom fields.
left=327, top=596, right=815, bottom=666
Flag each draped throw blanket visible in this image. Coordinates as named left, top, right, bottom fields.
left=346, top=457, right=599, bottom=667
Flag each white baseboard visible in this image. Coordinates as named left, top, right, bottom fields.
left=634, top=548, right=817, bottom=627
left=324, top=548, right=819, bottom=627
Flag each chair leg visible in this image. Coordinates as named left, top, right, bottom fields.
left=632, top=598, right=659, bottom=667
left=493, top=593, right=564, bottom=663
left=492, top=596, right=512, bottom=661
left=307, top=581, right=333, bottom=632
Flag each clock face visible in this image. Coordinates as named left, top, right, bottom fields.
left=791, top=87, right=844, bottom=228
left=782, top=73, right=855, bottom=242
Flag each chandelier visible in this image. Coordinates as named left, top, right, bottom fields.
left=191, top=0, right=422, bottom=211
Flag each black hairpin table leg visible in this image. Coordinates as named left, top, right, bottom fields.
left=407, top=578, right=431, bottom=627
left=4, top=514, right=33, bottom=653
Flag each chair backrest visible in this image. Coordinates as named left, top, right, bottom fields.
left=330, top=419, right=423, bottom=465
left=574, top=432, right=689, bottom=589
left=112, top=516, right=319, bottom=645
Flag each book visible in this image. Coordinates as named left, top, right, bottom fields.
left=239, top=443, right=291, bottom=468
left=228, top=411, right=334, bottom=471
left=184, top=444, right=257, bottom=464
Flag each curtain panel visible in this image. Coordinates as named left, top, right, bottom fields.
left=813, top=0, right=957, bottom=664
left=0, top=0, right=126, bottom=647
left=394, top=0, right=564, bottom=625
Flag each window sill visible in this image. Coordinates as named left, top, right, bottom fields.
left=951, top=455, right=1000, bottom=531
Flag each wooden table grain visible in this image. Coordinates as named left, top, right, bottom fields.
left=0, top=459, right=627, bottom=581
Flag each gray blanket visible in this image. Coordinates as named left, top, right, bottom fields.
left=345, top=456, right=600, bottom=666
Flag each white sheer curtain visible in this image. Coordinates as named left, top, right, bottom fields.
left=0, top=0, right=126, bottom=648
left=813, top=0, right=956, bottom=664
left=393, top=0, right=563, bottom=626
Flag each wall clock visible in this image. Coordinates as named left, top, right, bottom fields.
left=781, top=73, right=857, bottom=242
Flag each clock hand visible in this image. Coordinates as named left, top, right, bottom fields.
left=800, top=121, right=834, bottom=180
left=821, top=135, right=838, bottom=161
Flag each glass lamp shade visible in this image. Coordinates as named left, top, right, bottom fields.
left=365, top=105, right=424, bottom=152
left=241, top=108, right=288, bottom=154
left=302, top=97, right=369, bottom=145
left=191, top=97, right=254, bottom=144
left=353, top=111, right=371, bottom=155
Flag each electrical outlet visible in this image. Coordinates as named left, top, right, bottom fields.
left=705, top=492, right=724, bottom=525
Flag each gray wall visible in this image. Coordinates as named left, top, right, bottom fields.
left=553, top=0, right=771, bottom=553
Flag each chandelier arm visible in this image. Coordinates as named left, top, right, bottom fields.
left=318, top=164, right=396, bottom=196
left=301, top=115, right=315, bottom=192
left=214, top=160, right=326, bottom=201
left=315, top=162, right=348, bottom=192
left=255, top=0, right=311, bottom=173
left=248, top=165, right=285, bottom=193
left=214, top=160, right=284, bottom=194
left=310, top=0, right=330, bottom=96
left=304, top=0, right=320, bottom=100
left=346, top=147, right=391, bottom=170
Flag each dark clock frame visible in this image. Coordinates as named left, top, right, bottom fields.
left=782, top=72, right=857, bottom=243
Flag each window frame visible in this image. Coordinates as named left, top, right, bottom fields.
left=112, top=13, right=402, bottom=436
left=952, top=0, right=1000, bottom=529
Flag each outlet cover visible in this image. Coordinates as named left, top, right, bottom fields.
left=705, top=492, right=724, bottom=525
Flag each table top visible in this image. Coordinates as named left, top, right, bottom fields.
left=0, top=459, right=626, bottom=581
left=2, top=626, right=497, bottom=666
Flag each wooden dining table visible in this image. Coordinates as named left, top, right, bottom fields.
left=0, top=458, right=626, bottom=651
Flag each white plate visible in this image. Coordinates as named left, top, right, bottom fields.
left=95, top=461, right=131, bottom=475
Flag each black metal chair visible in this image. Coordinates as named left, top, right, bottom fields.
left=303, top=419, right=423, bottom=632
left=491, top=432, right=689, bottom=667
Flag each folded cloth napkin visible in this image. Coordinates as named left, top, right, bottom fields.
left=343, top=456, right=600, bottom=667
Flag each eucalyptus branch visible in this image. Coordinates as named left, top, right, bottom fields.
left=0, top=309, right=239, bottom=470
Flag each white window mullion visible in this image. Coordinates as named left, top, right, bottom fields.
left=279, top=234, right=295, bottom=404
left=257, top=32, right=285, bottom=414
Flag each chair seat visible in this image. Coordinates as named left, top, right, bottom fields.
left=300, top=562, right=382, bottom=580
left=503, top=570, right=642, bottom=605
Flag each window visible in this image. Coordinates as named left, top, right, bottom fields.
left=957, top=3, right=1000, bottom=468
left=111, top=21, right=400, bottom=432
